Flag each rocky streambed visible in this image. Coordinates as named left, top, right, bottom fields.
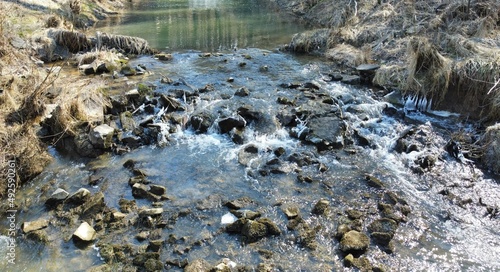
left=1, top=48, right=499, bottom=271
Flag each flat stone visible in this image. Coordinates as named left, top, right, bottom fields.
left=139, top=208, right=163, bottom=217
left=22, top=219, right=49, bottom=233
left=356, top=64, right=381, bottom=71
left=73, top=222, right=96, bottom=242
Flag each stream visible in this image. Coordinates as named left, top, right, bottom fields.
left=1, top=1, right=500, bottom=271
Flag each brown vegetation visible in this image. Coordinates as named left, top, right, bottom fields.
left=278, top=0, right=500, bottom=122
left=0, top=0, right=128, bottom=197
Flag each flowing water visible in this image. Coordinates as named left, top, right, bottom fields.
left=2, top=1, right=500, bottom=272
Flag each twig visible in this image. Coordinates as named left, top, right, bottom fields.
left=487, top=78, right=500, bottom=95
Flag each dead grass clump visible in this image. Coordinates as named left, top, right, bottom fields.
left=325, top=44, right=368, bottom=68
left=287, top=29, right=332, bottom=53
left=451, top=55, right=500, bottom=121
left=480, top=123, right=500, bottom=174
left=49, top=29, right=92, bottom=53
left=405, top=37, right=452, bottom=106
left=46, top=15, right=62, bottom=28
left=97, top=32, right=153, bottom=55
left=0, top=124, right=52, bottom=197
left=373, top=64, right=407, bottom=89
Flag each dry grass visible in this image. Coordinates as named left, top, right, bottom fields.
left=373, top=64, right=407, bottom=89
left=405, top=37, right=452, bottom=106
left=96, top=32, right=153, bottom=55
left=451, top=55, right=500, bottom=122
left=287, top=29, right=332, bottom=53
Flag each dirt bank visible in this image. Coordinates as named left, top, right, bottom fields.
left=273, top=0, right=500, bottom=122
left=0, top=0, right=132, bottom=196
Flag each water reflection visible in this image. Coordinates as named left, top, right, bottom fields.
left=189, top=0, right=219, bottom=9
left=96, top=0, right=309, bottom=51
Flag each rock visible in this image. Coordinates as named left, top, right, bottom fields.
left=218, top=116, right=246, bottom=134
left=144, top=259, right=163, bottom=271
left=339, top=230, right=370, bottom=254
left=242, top=220, right=268, bottom=242
left=45, top=188, right=69, bottom=207
left=22, top=219, right=49, bottom=233
left=67, top=188, right=91, bottom=205
left=185, top=259, right=211, bottom=272
left=147, top=239, right=164, bottom=252
left=335, top=224, right=352, bottom=240
left=132, top=183, right=160, bottom=201
left=73, top=222, right=96, bottom=243
left=312, top=199, right=330, bottom=215
left=235, top=87, right=250, bottom=97
left=304, top=117, right=346, bottom=150
left=344, top=254, right=373, bottom=270
left=189, top=111, right=215, bottom=133
left=123, top=159, right=136, bottom=170
left=139, top=208, right=163, bottom=217
left=155, top=53, right=173, bottom=61
left=368, top=218, right=398, bottom=235
left=149, top=184, right=166, bottom=196
left=346, top=209, right=364, bottom=220
left=133, top=252, right=160, bottom=266
left=79, top=64, right=95, bottom=75
left=238, top=144, right=259, bottom=166
left=119, top=132, right=141, bottom=148
left=356, top=64, right=380, bottom=84
left=482, top=124, right=500, bottom=174
left=416, top=154, right=437, bottom=170
left=89, top=124, right=115, bottom=148
left=80, top=192, right=105, bottom=219
left=120, top=111, right=136, bottom=131
left=231, top=210, right=261, bottom=220
left=282, top=206, right=300, bottom=219
left=111, top=212, right=127, bottom=222
left=257, top=218, right=281, bottom=235
left=365, top=175, right=385, bottom=189
left=225, top=196, right=254, bottom=209
left=25, top=229, right=49, bottom=244
left=159, top=94, right=183, bottom=112
left=119, top=198, right=137, bottom=213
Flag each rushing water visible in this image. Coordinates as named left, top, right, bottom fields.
left=1, top=1, right=500, bottom=272
left=96, top=0, right=310, bottom=52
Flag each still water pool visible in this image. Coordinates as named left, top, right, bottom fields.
left=96, top=0, right=310, bottom=52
